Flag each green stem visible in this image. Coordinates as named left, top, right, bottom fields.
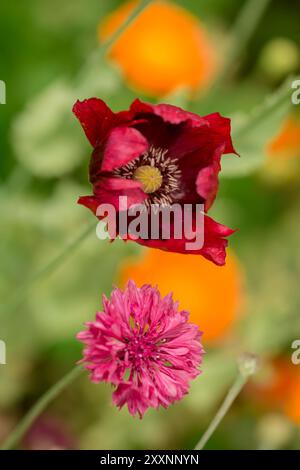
left=234, top=76, right=295, bottom=139
left=1, top=220, right=96, bottom=317
left=1, top=366, right=84, bottom=450
left=101, top=0, right=153, bottom=55
left=212, top=0, right=272, bottom=89
left=194, top=373, right=247, bottom=450
left=195, top=353, right=259, bottom=450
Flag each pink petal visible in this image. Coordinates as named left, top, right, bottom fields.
left=113, top=384, right=150, bottom=418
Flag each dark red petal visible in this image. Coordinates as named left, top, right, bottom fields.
left=171, top=131, right=225, bottom=205
left=72, top=98, right=115, bottom=147
left=168, top=126, right=209, bottom=160
left=152, top=103, right=207, bottom=126
left=78, top=195, right=101, bottom=215
left=95, top=177, right=147, bottom=209
left=200, top=215, right=236, bottom=266
left=193, top=114, right=236, bottom=208
left=196, top=145, right=224, bottom=210
left=129, top=98, right=153, bottom=116
left=129, top=214, right=235, bottom=266
left=102, top=126, right=149, bottom=172
left=89, top=147, right=104, bottom=185
left=204, top=113, right=237, bottom=155
left=130, top=99, right=207, bottom=126
left=79, top=177, right=147, bottom=214
left=167, top=114, right=235, bottom=208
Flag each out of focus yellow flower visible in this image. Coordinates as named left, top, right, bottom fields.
left=258, top=38, right=299, bottom=83
left=118, top=249, right=242, bottom=344
left=99, top=0, right=216, bottom=97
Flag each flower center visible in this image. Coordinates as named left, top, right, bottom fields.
left=124, top=335, right=159, bottom=370
left=114, top=146, right=181, bottom=208
left=133, top=165, right=163, bottom=194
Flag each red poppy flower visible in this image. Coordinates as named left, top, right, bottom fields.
left=73, top=98, right=236, bottom=265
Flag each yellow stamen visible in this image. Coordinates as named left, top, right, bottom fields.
left=134, top=165, right=163, bottom=193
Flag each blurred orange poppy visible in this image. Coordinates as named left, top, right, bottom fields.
left=248, top=358, right=295, bottom=407
left=118, top=248, right=242, bottom=343
left=284, top=373, right=300, bottom=424
left=264, top=114, right=300, bottom=183
left=267, top=115, right=300, bottom=159
left=249, top=357, right=300, bottom=425
left=99, top=0, right=216, bottom=96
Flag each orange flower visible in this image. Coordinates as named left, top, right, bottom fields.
left=284, top=373, right=300, bottom=424
left=248, top=358, right=295, bottom=408
left=267, top=115, right=300, bottom=160
left=99, top=0, right=216, bottom=96
left=263, top=114, right=300, bottom=184
left=248, top=357, right=300, bottom=425
left=118, top=249, right=242, bottom=343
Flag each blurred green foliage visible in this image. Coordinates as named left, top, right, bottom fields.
left=0, top=0, right=300, bottom=451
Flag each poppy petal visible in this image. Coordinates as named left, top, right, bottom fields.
left=130, top=99, right=207, bottom=126
left=79, top=177, right=147, bottom=213
left=102, top=126, right=149, bottom=172
left=73, top=98, right=115, bottom=147
left=129, top=213, right=235, bottom=266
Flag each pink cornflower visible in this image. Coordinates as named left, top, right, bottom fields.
left=77, top=280, right=204, bottom=418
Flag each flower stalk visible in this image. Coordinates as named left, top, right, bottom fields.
left=194, top=353, right=259, bottom=450
left=1, top=220, right=96, bottom=318
left=212, top=0, right=272, bottom=89
left=102, top=0, right=153, bottom=55
left=1, top=366, right=84, bottom=450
